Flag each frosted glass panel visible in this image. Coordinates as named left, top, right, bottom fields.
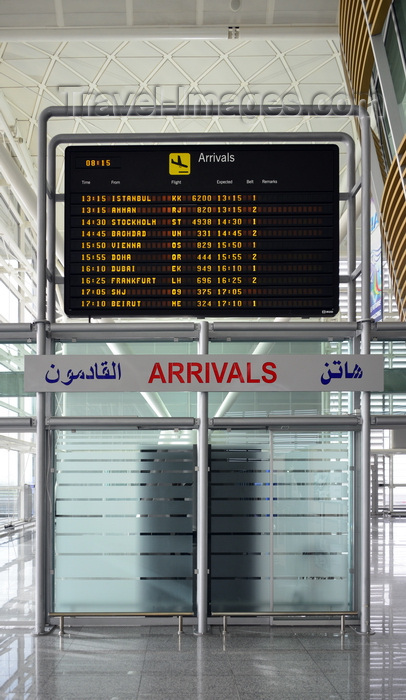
left=272, top=431, right=353, bottom=612
left=209, top=430, right=353, bottom=614
left=53, top=430, right=196, bottom=613
left=274, top=534, right=348, bottom=553
left=210, top=437, right=272, bottom=613
left=212, top=580, right=271, bottom=612
left=56, top=579, right=192, bottom=612
left=273, top=579, right=349, bottom=608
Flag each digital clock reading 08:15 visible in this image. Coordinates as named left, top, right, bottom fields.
left=75, top=158, right=119, bottom=168
left=64, top=144, right=340, bottom=318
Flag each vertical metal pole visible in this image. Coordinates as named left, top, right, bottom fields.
left=196, top=320, right=209, bottom=634
left=359, top=103, right=371, bottom=635
left=46, top=145, right=58, bottom=626
left=347, top=137, right=357, bottom=323
left=268, top=430, right=274, bottom=615
left=47, top=144, right=57, bottom=324
left=35, top=111, right=49, bottom=635
left=389, top=456, right=394, bottom=516
left=371, top=455, right=378, bottom=516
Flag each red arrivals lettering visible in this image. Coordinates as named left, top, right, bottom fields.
left=262, top=361, right=277, bottom=383
left=147, top=360, right=277, bottom=385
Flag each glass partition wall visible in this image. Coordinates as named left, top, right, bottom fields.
left=6, top=319, right=404, bottom=632
left=48, top=335, right=359, bottom=620
left=53, top=425, right=354, bottom=616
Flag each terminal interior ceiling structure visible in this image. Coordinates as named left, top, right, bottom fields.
left=0, top=0, right=357, bottom=323
left=1, top=0, right=406, bottom=668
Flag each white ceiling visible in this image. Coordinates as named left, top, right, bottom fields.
left=0, top=0, right=347, bottom=177
left=0, top=0, right=357, bottom=323
left=0, top=0, right=339, bottom=32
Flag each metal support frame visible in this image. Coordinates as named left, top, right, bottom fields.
left=197, top=321, right=209, bottom=634
left=359, top=104, right=372, bottom=635
left=49, top=612, right=193, bottom=637
left=34, top=103, right=371, bottom=636
left=218, top=611, right=357, bottom=635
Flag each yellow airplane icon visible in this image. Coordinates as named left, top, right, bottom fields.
left=169, top=152, right=191, bottom=175
left=172, top=155, right=187, bottom=168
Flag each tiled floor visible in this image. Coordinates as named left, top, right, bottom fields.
left=0, top=517, right=406, bottom=699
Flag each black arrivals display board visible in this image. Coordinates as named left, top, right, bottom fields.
left=64, top=144, right=340, bottom=318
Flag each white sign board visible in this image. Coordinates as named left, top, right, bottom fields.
left=24, top=354, right=384, bottom=393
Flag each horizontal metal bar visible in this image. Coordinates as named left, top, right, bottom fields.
left=372, top=415, right=406, bottom=427
left=0, top=324, right=34, bottom=333
left=50, top=611, right=194, bottom=617
left=51, top=331, right=198, bottom=342
left=209, top=322, right=359, bottom=341
left=50, top=323, right=198, bottom=333
left=209, top=332, right=359, bottom=342
left=50, top=131, right=355, bottom=154
left=0, top=324, right=35, bottom=342
left=371, top=322, right=406, bottom=340
left=212, top=611, right=358, bottom=617
left=44, top=105, right=361, bottom=120
left=46, top=321, right=362, bottom=343
left=49, top=322, right=199, bottom=343
left=210, top=416, right=362, bottom=430
left=0, top=418, right=35, bottom=431
left=211, top=322, right=358, bottom=333
left=7, top=416, right=402, bottom=432
left=7, top=321, right=406, bottom=343
left=47, top=417, right=197, bottom=430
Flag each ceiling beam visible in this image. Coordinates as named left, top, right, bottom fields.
left=0, top=25, right=338, bottom=41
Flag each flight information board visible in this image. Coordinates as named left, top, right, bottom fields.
left=64, top=144, right=339, bottom=318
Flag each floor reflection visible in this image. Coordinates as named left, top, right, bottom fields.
left=0, top=517, right=405, bottom=699
left=0, top=526, right=34, bottom=624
